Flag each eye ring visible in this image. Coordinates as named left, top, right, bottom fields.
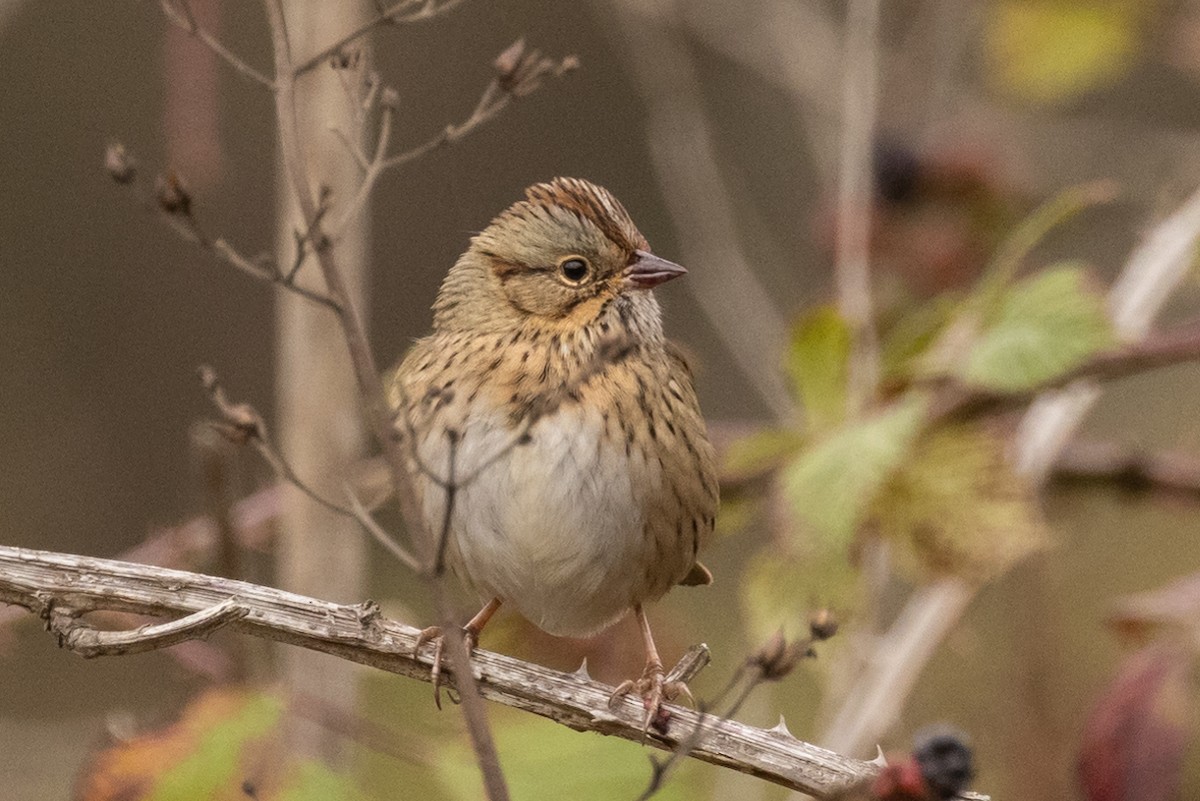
left=558, top=256, right=591, bottom=284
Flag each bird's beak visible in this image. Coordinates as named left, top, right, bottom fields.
left=623, top=250, right=687, bottom=290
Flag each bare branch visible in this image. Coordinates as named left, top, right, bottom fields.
left=292, top=0, right=471, bottom=78
left=834, top=0, right=882, bottom=415
left=344, top=484, right=422, bottom=572
left=104, top=148, right=342, bottom=311
left=48, top=597, right=249, bottom=658
left=0, top=545, right=970, bottom=800
left=159, top=0, right=276, bottom=89
left=1052, top=440, right=1200, bottom=499
left=328, top=42, right=578, bottom=240
left=198, top=366, right=353, bottom=518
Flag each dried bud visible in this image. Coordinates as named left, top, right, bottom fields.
left=494, top=38, right=527, bottom=85
left=809, top=608, right=839, bottom=642
left=750, top=629, right=811, bottom=681
left=330, top=48, right=360, bottom=70
left=104, top=142, right=137, bottom=184
left=381, top=86, right=400, bottom=110
left=155, top=170, right=192, bottom=216
left=494, top=39, right=577, bottom=97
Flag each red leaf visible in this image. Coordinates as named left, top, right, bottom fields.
left=1078, top=645, right=1194, bottom=801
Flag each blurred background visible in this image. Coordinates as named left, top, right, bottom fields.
left=3, top=1, right=1200, bottom=799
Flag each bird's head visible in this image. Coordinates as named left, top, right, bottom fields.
left=433, top=178, right=686, bottom=333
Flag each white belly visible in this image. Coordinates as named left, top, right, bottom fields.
left=416, top=406, right=660, bottom=637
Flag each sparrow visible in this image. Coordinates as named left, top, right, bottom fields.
left=387, top=177, right=719, bottom=728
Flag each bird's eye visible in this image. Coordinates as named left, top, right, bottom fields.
left=558, top=257, right=590, bottom=284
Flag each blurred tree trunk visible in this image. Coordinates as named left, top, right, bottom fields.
left=274, top=0, right=372, bottom=763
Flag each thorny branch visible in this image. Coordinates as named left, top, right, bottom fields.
left=0, top=545, right=971, bottom=800
left=635, top=625, right=835, bottom=801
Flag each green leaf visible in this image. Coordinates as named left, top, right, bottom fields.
left=146, top=691, right=284, bottom=801
left=437, top=713, right=695, bottom=801
left=873, top=424, right=1049, bottom=581
left=986, top=0, right=1146, bottom=105
left=787, top=306, right=851, bottom=432
left=740, top=547, right=859, bottom=643
left=712, top=491, right=758, bottom=539
left=962, top=263, right=1114, bottom=391
left=880, top=296, right=958, bottom=383
left=782, top=395, right=927, bottom=548
left=277, top=762, right=368, bottom=801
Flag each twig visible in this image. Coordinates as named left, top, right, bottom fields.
left=818, top=578, right=973, bottom=756
left=834, top=0, right=882, bottom=416
left=433, top=431, right=458, bottom=576
left=291, top=0, right=470, bottom=77
left=0, top=545, right=957, bottom=800
left=105, top=151, right=342, bottom=311
left=1052, top=440, right=1200, bottom=499
left=328, top=41, right=578, bottom=240
left=47, top=597, right=249, bottom=658
left=198, top=366, right=353, bottom=518
left=344, top=484, right=421, bottom=572
left=637, top=631, right=824, bottom=801
left=159, top=0, right=276, bottom=89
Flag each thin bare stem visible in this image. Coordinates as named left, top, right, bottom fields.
left=345, top=484, right=422, bottom=571
left=1052, top=440, right=1200, bottom=499
left=159, top=0, right=276, bottom=89
left=291, top=0, right=470, bottom=77
left=433, top=431, right=458, bottom=575
left=835, top=0, right=883, bottom=416
left=107, top=160, right=341, bottom=311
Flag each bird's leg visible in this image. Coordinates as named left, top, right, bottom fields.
left=414, top=597, right=502, bottom=709
left=608, top=605, right=694, bottom=735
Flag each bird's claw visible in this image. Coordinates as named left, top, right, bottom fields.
left=608, top=661, right=693, bottom=737
left=413, top=625, right=478, bottom=710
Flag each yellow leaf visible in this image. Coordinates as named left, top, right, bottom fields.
left=986, top=0, right=1144, bottom=104
left=873, top=424, right=1049, bottom=581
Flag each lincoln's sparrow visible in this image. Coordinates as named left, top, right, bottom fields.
left=388, top=177, right=718, bottom=725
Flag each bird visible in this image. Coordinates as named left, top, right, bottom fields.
left=387, top=177, right=719, bottom=729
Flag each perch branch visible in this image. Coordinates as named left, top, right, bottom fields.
left=834, top=0, right=883, bottom=416
left=0, top=545, right=970, bottom=800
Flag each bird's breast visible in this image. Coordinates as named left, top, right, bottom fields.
left=413, top=395, right=668, bottom=637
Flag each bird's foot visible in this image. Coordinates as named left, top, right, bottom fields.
left=609, top=659, right=694, bottom=737
left=413, top=625, right=479, bottom=710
